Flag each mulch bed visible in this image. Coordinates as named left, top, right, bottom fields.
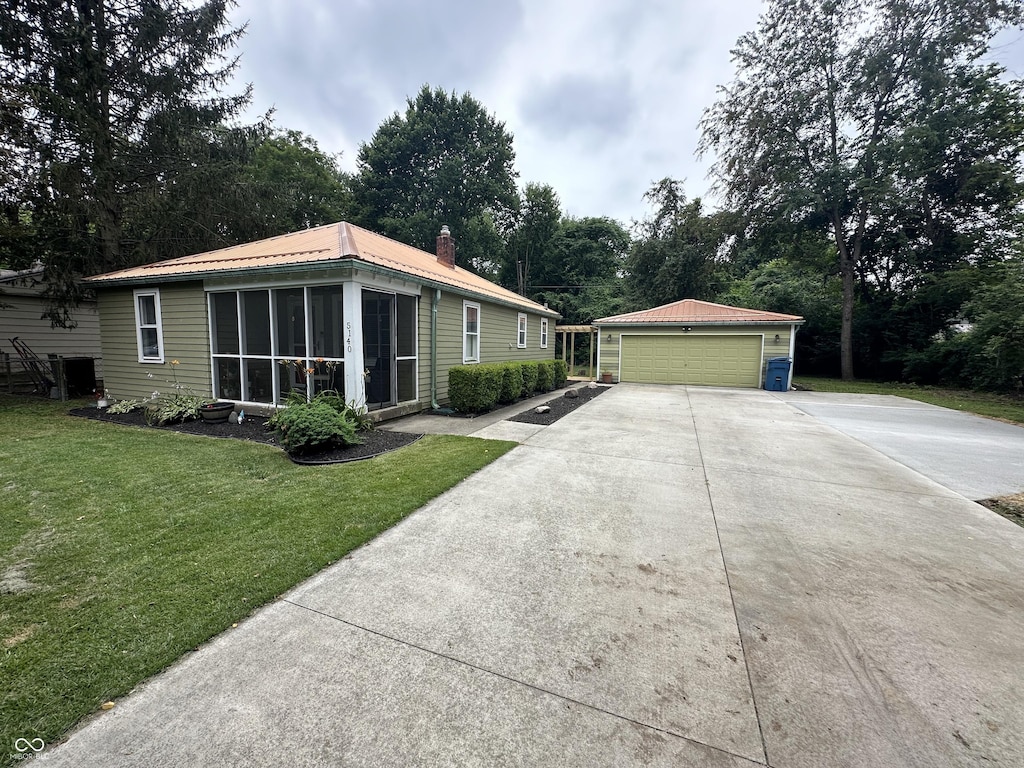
left=508, top=384, right=611, bottom=425
left=69, top=407, right=421, bottom=464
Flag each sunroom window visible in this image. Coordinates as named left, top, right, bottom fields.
left=209, top=286, right=345, bottom=404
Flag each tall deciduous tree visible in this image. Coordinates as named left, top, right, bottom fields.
left=700, top=0, right=1023, bottom=379
left=1, top=0, right=254, bottom=323
left=352, top=85, right=518, bottom=277
left=627, top=178, right=726, bottom=308
left=499, top=182, right=562, bottom=294
left=531, top=216, right=630, bottom=325
left=242, top=129, right=354, bottom=240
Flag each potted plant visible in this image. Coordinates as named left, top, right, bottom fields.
left=199, top=401, right=235, bottom=423
left=600, top=370, right=613, bottom=384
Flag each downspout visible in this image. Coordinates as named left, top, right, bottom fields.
left=430, top=288, right=440, bottom=409
left=787, top=324, right=797, bottom=391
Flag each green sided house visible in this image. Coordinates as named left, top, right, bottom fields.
left=595, top=299, right=804, bottom=389
left=86, top=222, right=559, bottom=418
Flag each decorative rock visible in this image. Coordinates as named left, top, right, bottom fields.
left=228, top=411, right=239, bottom=424
left=564, top=389, right=579, bottom=399
left=535, top=405, right=551, bottom=414
left=587, top=382, right=599, bottom=389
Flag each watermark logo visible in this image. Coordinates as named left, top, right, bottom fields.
left=13, top=738, right=45, bottom=760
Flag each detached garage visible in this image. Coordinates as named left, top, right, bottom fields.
left=595, top=299, right=804, bottom=389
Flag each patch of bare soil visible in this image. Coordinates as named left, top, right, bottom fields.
left=978, top=493, right=1024, bottom=529
left=70, top=407, right=421, bottom=464
left=509, top=384, right=611, bottom=425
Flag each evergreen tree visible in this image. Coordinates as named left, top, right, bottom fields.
left=0, top=0, right=254, bottom=323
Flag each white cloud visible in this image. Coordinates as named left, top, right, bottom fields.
left=227, top=0, right=1023, bottom=229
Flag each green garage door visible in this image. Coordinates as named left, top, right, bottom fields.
left=620, top=334, right=763, bottom=387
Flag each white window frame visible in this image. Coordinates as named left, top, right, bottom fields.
left=463, top=301, right=480, bottom=364
left=517, top=313, right=528, bottom=349
left=540, top=318, right=549, bottom=349
left=134, top=289, right=165, bottom=363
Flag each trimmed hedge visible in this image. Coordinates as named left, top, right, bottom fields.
left=536, top=360, right=554, bottom=392
left=448, top=359, right=564, bottom=413
left=553, top=359, right=568, bottom=388
left=520, top=361, right=539, bottom=397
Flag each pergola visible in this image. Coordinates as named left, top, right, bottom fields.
left=554, top=324, right=597, bottom=380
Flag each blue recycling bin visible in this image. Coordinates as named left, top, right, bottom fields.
left=764, top=357, right=791, bottom=391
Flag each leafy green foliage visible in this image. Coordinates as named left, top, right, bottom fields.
left=701, top=0, right=1023, bottom=379
left=448, top=360, right=560, bottom=412
left=552, top=359, right=568, bottom=388
left=448, top=364, right=503, bottom=413
left=272, top=401, right=360, bottom=455
left=352, top=85, right=518, bottom=276
left=242, top=130, right=354, bottom=239
left=536, top=360, right=554, bottom=392
left=497, top=363, right=525, bottom=404
left=144, top=393, right=210, bottom=427
left=0, top=0, right=256, bottom=322
left=530, top=216, right=631, bottom=324
left=628, top=178, right=727, bottom=308
left=519, top=361, right=539, bottom=397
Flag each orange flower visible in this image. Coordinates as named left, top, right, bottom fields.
left=306, top=367, right=314, bottom=375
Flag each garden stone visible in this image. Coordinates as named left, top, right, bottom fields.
left=228, top=411, right=239, bottom=424
left=587, top=382, right=598, bottom=389
left=564, top=389, right=579, bottom=399
left=535, top=405, right=551, bottom=414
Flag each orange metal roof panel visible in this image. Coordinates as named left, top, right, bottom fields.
left=596, top=299, right=803, bottom=324
left=87, top=222, right=554, bottom=315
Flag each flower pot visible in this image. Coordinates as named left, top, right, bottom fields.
left=600, top=372, right=613, bottom=384
left=199, top=401, right=235, bottom=424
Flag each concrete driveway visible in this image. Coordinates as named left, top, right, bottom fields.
left=37, top=386, right=1024, bottom=767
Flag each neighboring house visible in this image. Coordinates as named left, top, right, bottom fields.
left=0, top=266, right=103, bottom=387
left=595, top=299, right=804, bottom=389
left=86, top=223, right=559, bottom=417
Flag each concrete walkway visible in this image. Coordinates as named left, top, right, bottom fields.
left=37, top=386, right=1024, bottom=767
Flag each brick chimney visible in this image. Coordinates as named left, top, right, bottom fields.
left=436, top=225, right=455, bottom=268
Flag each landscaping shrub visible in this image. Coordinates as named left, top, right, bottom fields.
left=536, top=360, right=554, bottom=392
left=272, top=401, right=360, bottom=455
left=552, top=359, right=568, bottom=388
left=520, top=361, right=539, bottom=396
left=448, top=364, right=502, bottom=412
left=498, top=363, right=525, bottom=404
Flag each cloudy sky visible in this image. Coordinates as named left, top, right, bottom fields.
left=226, top=0, right=1024, bottom=228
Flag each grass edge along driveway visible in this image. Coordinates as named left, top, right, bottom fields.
left=0, top=396, right=515, bottom=767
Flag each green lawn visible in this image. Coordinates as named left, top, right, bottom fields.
left=0, top=396, right=515, bottom=766
left=794, top=376, right=1024, bottom=425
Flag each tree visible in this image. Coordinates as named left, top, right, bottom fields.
left=499, top=182, right=562, bottom=294
left=352, top=85, right=518, bottom=276
left=242, top=130, right=354, bottom=240
left=700, top=0, right=1023, bottom=379
left=531, top=216, right=630, bottom=325
left=0, top=0, right=254, bottom=324
left=627, top=178, right=727, bottom=308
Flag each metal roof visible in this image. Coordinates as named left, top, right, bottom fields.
left=86, top=222, right=557, bottom=316
left=595, top=299, right=803, bottom=325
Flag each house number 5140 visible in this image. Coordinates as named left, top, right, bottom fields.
left=346, top=321, right=352, bottom=353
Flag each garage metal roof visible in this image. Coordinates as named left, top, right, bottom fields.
left=86, top=222, right=557, bottom=316
left=595, top=299, right=803, bottom=325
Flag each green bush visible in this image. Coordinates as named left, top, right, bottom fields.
left=536, top=360, right=554, bottom=392
left=448, top=365, right=502, bottom=412
left=552, top=359, right=568, bottom=388
left=520, top=361, right=539, bottom=396
left=498, top=363, right=525, bottom=404
left=272, top=401, right=360, bottom=455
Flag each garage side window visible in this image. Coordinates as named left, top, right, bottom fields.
left=464, top=302, right=480, bottom=363
left=540, top=318, right=548, bottom=349
left=134, top=289, right=164, bottom=363
left=517, top=313, right=527, bottom=348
